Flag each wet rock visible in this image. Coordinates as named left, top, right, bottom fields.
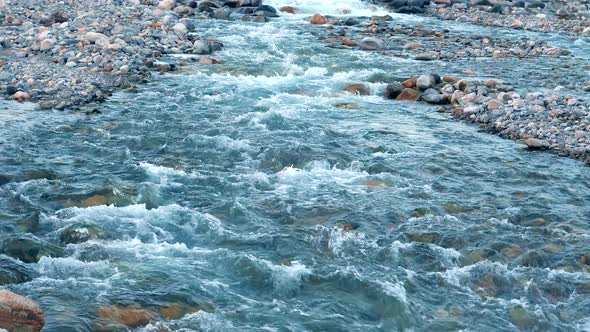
left=77, top=194, right=109, bottom=208
left=395, top=88, right=419, bottom=101
left=310, top=14, right=327, bottom=25
left=334, top=102, right=360, bottom=109
left=280, top=6, right=297, bottom=14
left=402, top=78, right=416, bottom=88
left=0, top=256, right=34, bottom=285
left=59, top=225, right=104, bottom=245
left=421, top=89, right=444, bottom=104
left=96, top=305, right=158, bottom=328
left=199, top=56, right=220, bottom=64
left=343, top=83, right=370, bottom=96
left=516, top=250, right=548, bottom=267
left=359, top=37, right=384, bottom=51
left=414, top=53, right=436, bottom=61
left=0, top=235, right=64, bottom=263
left=407, top=232, right=440, bottom=243
left=159, top=303, right=212, bottom=320
left=580, top=253, right=590, bottom=266
left=501, top=246, right=523, bottom=258
left=509, top=306, right=534, bottom=329
left=0, top=290, right=44, bottom=332
left=461, top=248, right=495, bottom=266
left=254, top=5, right=278, bottom=17
left=335, top=222, right=358, bottom=231
left=411, top=207, right=434, bottom=217
left=385, top=81, right=404, bottom=99
left=416, top=75, right=436, bottom=90
left=366, top=180, right=386, bottom=187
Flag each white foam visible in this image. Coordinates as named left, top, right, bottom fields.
left=275, top=160, right=369, bottom=190
left=140, top=162, right=195, bottom=178
left=37, top=256, right=116, bottom=280
left=380, top=281, right=408, bottom=304
left=265, top=0, right=389, bottom=16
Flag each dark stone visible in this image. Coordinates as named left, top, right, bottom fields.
left=397, top=6, right=423, bottom=14
left=59, top=225, right=104, bottom=245
left=0, top=174, right=10, bottom=186
left=6, top=85, right=17, bottom=95
left=474, top=0, right=493, bottom=6
left=254, top=5, right=278, bottom=17
left=385, top=81, right=404, bottom=99
left=0, top=235, right=64, bottom=263
left=0, top=256, right=35, bottom=285
left=431, top=73, right=441, bottom=84
left=51, top=11, right=68, bottom=23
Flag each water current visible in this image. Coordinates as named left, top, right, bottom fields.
left=1, top=0, right=590, bottom=330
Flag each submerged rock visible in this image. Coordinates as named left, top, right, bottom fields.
left=59, top=225, right=105, bottom=245
left=159, top=303, right=213, bottom=320
left=0, top=290, right=45, bottom=332
left=0, top=235, right=64, bottom=263
left=343, top=83, right=370, bottom=96
left=0, top=256, right=35, bottom=285
left=96, top=305, right=158, bottom=328
left=359, top=37, right=384, bottom=50
left=385, top=81, right=404, bottom=99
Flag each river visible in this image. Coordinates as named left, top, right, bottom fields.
left=1, top=0, right=590, bottom=331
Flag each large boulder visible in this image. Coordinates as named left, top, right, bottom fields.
left=0, top=290, right=45, bottom=332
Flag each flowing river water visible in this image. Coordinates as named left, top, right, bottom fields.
left=1, top=1, right=590, bottom=331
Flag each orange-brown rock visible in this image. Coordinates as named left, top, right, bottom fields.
left=0, top=290, right=45, bottom=332
left=341, top=38, right=357, bottom=47
left=13, top=91, right=31, bottom=101
left=487, top=99, right=501, bottom=110
left=343, top=83, right=370, bottom=95
left=280, top=6, right=298, bottom=14
left=442, top=75, right=458, bottom=83
left=97, top=305, right=158, bottom=327
left=199, top=57, right=220, bottom=64
left=310, top=13, right=327, bottom=25
left=395, top=88, right=419, bottom=101
left=511, top=19, right=522, bottom=28
left=78, top=194, right=108, bottom=208
left=159, top=303, right=210, bottom=320
left=402, top=78, right=416, bottom=88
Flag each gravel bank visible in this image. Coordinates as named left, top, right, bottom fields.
left=0, top=0, right=277, bottom=110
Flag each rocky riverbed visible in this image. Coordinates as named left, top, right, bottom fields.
left=372, top=0, right=590, bottom=34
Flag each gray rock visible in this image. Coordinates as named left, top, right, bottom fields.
left=359, top=37, right=384, bottom=51
left=416, top=74, right=436, bottom=90
left=385, top=81, right=404, bottom=99
left=525, top=138, right=549, bottom=150
left=421, top=88, right=443, bottom=104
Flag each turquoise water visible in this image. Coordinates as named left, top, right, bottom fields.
left=1, top=1, right=590, bottom=331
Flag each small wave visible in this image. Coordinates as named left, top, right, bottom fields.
left=140, top=162, right=197, bottom=178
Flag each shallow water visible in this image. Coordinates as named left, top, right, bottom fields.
left=1, top=1, right=590, bottom=331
